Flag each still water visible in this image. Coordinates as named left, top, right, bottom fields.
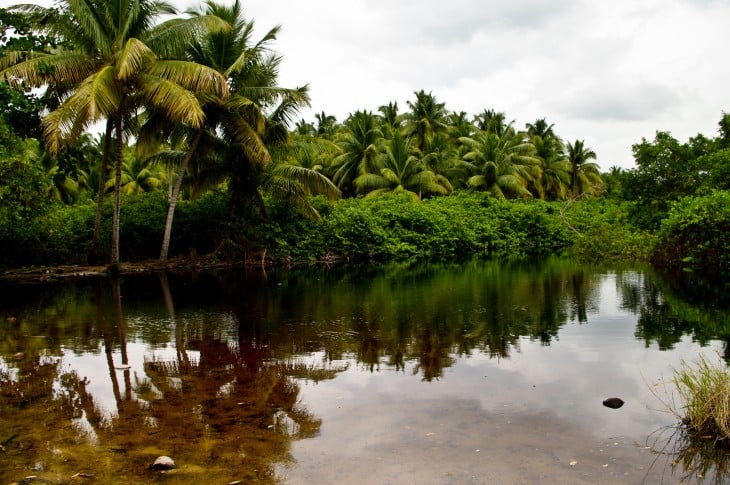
left=1, top=258, right=728, bottom=484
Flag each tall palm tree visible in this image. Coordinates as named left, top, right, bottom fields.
left=143, top=0, right=291, bottom=260
left=377, top=101, right=404, bottom=139
left=1, top=1, right=228, bottom=264
left=354, top=131, right=451, bottom=199
left=473, top=109, right=513, bottom=136
left=330, top=110, right=383, bottom=197
left=565, top=139, right=603, bottom=198
left=404, top=90, right=448, bottom=154
left=147, top=0, right=316, bottom=260
left=531, top=135, right=571, bottom=200
left=525, top=118, right=556, bottom=139
left=314, top=111, right=337, bottom=138
left=457, top=130, right=540, bottom=199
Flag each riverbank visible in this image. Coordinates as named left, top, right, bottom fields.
left=0, top=256, right=261, bottom=284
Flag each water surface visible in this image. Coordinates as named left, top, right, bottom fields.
left=1, top=259, right=727, bottom=483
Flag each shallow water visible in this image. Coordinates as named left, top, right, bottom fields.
left=0, top=259, right=728, bottom=484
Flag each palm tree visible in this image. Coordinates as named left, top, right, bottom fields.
left=262, top=162, right=340, bottom=219
left=115, top=147, right=166, bottom=195
left=474, top=109, right=513, bottom=136
left=1, top=1, right=229, bottom=264
left=525, top=118, right=556, bottom=139
left=294, top=119, right=315, bottom=136
left=147, top=0, right=319, bottom=260
left=354, top=132, right=451, bottom=199
left=377, top=101, right=404, bottom=138
left=330, top=110, right=383, bottom=197
left=314, top=111, right=337, bottom=138
left=457, top=130, right=540, bottom=199
left=531, top=135, right=571, bottom=200
left=404, top=90, right=448, bottom=154
left=565, top=139, right=603, bottom=198
left=286, top=133, right=340, bottom=173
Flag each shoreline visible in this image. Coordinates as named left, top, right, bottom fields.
left=0, top=257, right=261, bottom=284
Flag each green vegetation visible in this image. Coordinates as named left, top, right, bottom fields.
left=0, top=3, right=728, bottom=285
left=670, top=355, right=730, bottom=443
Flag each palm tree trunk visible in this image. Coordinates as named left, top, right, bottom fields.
left=160, top=129, right=203, bottom=262
left=91, top=120, right=113, bottom=264
left=111, top=111, right=124, bottom=265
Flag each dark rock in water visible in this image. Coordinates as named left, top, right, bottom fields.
left=602, top=397, right=624, bottom=409
left=150, top=456, right=176, bottom=470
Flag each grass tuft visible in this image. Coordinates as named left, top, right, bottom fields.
left=672, top=354, right=730, bottom=443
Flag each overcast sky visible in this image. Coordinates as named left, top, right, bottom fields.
left=30, top=0, right=730, bottom=170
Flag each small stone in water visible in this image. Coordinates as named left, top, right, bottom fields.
left=150, top=456, right=176, bottom=470
left=602, top=397, right=624, bottom=409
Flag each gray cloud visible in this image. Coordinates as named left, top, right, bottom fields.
left=561, top=83, right=681, bottom=121
left=381, top=0, right=576, bottom=47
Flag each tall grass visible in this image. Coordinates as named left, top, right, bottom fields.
left=672, top=354, right=730, bottom=442
left=646, top=354, right=730, bottom=482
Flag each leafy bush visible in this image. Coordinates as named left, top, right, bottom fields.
left=652, top=190, right=730, bottom=277
left=258, top=192, right=575, bottom=264
left=562, top=198, right=654, bottom=261
left=40, top=203, right=95, bottom=264
left=171, top=190, right=230, bottom=257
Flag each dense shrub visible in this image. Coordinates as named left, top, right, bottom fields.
left=258, top=192, right=575, bottom=264
left=170, top=190, right=230, bottom=257
left=652, top=190, right=730, bottom=278
left=562, top=198, right=655, bottom=261
left=40, top=203, right=95, bottom=264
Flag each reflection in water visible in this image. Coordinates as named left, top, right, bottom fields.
left=0, top=258, right=729, bottom=483
left=647, top=423, right=730, bottom=484
left=618, top=270, right=730, bottom=361
left=0, top=275, right=330, bottom=483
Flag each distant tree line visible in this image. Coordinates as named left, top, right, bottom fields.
left=1, top=2, right=729, bottom=284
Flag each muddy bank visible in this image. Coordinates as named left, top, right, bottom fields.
left=0, top=257, right=254, bottom=284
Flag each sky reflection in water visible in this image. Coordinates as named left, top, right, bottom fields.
left=0, top=259, right=727, bottom=484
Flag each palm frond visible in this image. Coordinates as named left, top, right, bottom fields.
left=65, top=0, right=113, bottom=55
left=149, top=15, right=231, bottom=59
left=41, top=68, right=119, bottom=153
left=149, top=60, right=228, bottom=98
left=137, top=73, right=205, bottom=127
left=117, top=38, right=156, bottom=81
left=268, top=163, right=339, bottom=200
left=222, top=111, right=270, bottom=167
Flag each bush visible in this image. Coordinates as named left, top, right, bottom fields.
left=562, top=198, right=654, bottom=261
left=41, top=203, right=96, bottom=264
left=256, top=192, right=575, bottom=264
left=652, top=190, right=730, bottom=277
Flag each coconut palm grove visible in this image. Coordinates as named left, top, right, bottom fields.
left=1, top=0, right=729, bottom=287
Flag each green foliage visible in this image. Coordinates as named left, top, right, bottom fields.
left=622, top=131, right=714, bottom=229
left=258, top=192, right=574, bottom=264
left=652, top=190, right=730, bottom=278
left=0, top=138, right=50, bottom=223
left=40, top=203, right=95, bottom=264
left=116, top=193, right=168, bottom=261
left=0, top=82, right=43, bottom=140
left=563, top=198, right=655, bottom=261
left=171, top=190, right=229, bottom=256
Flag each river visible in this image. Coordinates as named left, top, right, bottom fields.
left=1, top=258, right=728, bottom=484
